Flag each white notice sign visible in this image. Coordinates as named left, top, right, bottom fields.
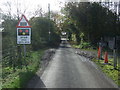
left=17, top=28, right=31, bottom=44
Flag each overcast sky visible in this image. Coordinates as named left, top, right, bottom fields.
left=0, top=0, right=65, bottom=18
left=0, top=0, right=119, bottom=19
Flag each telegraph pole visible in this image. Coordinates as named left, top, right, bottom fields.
left=48, top=3, right=51, bottom=41
left=113, top=1, right=119, bottom=69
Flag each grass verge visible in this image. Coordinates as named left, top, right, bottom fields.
left=2, top=49, right=46, bottom=88
left=70, top=41, right=119, bottom=87
left=92, top=58, right=119, bottom=86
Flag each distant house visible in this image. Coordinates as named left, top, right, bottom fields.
left=0, top=28, right=4, bottom=32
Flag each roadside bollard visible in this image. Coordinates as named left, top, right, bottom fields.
left=104, top=52, right=108, bottom=63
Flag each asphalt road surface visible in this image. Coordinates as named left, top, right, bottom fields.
left=28, top=40, right=118, bottom=88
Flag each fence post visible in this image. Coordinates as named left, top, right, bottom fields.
left=113, top=49, right=117, bottom=69
left=17, top=45, right=22, bottom=69
left=13, top=48, right=16, bottom=72
left=113, top=37, right=117, bottom=69
left=9, top=49, right=13, bottom=67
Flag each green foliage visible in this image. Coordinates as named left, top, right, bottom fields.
left=2, top=49, right=45, bottom=88
left=72, top=42, right=91, bottom=49
left=71, top=34, right=76, bottom=41
left=80, top=42, right=91, bottom=49
left=2, top=13, right=60, bottom=88
left=29, top=17, right=60, bottom=50
left=62, top=2, right=119, bottom=46
left=2, top=17, right=18, bottom=50
left=92, top=58, right=119, bottom=86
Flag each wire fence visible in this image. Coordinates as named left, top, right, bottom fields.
left=2, top=45, right=26, bottom=80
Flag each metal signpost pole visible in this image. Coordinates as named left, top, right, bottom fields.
left=23, top=44, right=26, bottom=57
left=23, top=44, right=26, bottom=66
left=113, top=37, right=117, bottom=69
left=113, top=49, right=117, bottom=69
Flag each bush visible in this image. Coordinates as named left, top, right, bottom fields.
left=2, top=49, right=45, bottom=88
left=80, top=42, right=91, bottom=49
left=30, top=17, right=60, bottom=50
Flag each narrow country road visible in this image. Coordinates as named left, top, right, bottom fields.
left=28, top=40, right=118, bottom=88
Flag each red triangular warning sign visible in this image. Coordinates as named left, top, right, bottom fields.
left=16, top=14, right=31, bottom=28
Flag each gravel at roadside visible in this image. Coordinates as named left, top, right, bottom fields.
left=74, top=48, right=97, bottom=60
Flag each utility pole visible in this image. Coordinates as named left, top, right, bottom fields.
left=118, top=1, right=120, bottom=83
left=48, top=3, right=51, bottom=42
left=117, top=1, right=120, bottom=71
left=113, top=1, right=119, bottom=69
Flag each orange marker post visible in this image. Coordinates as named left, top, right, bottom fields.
left=98, top=46, right=101, bottom=59
left=104, top=52, right=108, bottom=63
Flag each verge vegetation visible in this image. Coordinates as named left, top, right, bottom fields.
left=1, top=12, right=61, bottom=88
left=70, top=41, right=119, bottom=87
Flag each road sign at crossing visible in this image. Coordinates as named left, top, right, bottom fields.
left=16, top=15, right=31, bottom=44
left=17, top=14, right=31, bottom=28
left=17, top=28, right=31, bottom=44
left=116, top=36, right=120, bottom=40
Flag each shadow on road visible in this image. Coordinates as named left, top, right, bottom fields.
left=26, top=74, right=46, bottom=88
left=18, top=70, right=46, bottom=88
left=59, top=45, right=70, bottom=48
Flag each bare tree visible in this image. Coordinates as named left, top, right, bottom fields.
left=3, top=1, right=12, bottom=19
left=33, top=5, right=43, bottom=17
